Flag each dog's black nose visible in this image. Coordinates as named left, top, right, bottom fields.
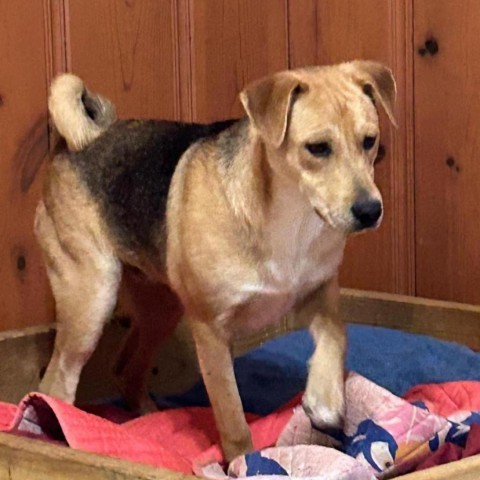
left=351, top=199, right=382, bottom=229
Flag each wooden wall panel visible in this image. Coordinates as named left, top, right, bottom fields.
left=187, top=0, right=289, bottom=122
left=14, top=1, right=480, bottom=331
left=289, top=0, right=415, bottom=295
left=0, top=1, right=54, bottom=331
left=414, top=1, right=480, bottom=303
left=66, top=0, right=185, bottom=120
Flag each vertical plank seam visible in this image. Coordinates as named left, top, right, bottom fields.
left=186, top=0, right=194, bottom=121
left=172, top=0, right=193, bottom=121
left=43, top=0, right=68, bottom=152
left=314, top=1, right=320, bottom=64
left=63, top=0, right=71, bottom=72
left=172, top=0, right=181, bottom=120
left=43, top=0, right=68, bottom=81
left=188, top=0, right=195, bottom=121
left=388, top=0, right=400, bottom=293
left=237, top=0, right=246, bottom=91
left=406, top=0, right=416, bottom=296
left=285, top=0, right=291, bottom=69
left=43, top=0, right=54, bottom=155
left=390, top=0, right=415, bottom=295
left=43, top=0, right=53, bottom=90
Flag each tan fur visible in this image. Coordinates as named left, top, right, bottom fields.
left=37, top=61, right=396, bottom=461
left=48, top=74, right=116, bottom=151
left=35, top=157, right=121, bottom=401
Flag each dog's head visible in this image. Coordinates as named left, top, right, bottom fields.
left=240, top=61, right=396, bottom=234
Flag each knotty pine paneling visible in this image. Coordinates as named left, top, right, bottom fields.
left=414, top=0, right=480, bottom=303
left=66, top=0, right=184, bottom=120
left=187, top=0, right=289, bottom=122
left=0, top=1, right=54, bottom=330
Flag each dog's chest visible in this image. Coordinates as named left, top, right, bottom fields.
left=234, top=212, right=345, bottom=333
left=264, top=212, right=344, bottom=289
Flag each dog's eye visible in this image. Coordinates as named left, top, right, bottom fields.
left=363, top=136, right=377, bottom=151
left=305, top=142, right=332, bottom=158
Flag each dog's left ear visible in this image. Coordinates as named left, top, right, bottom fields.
left=240, top=73, right=307, bottom=148
left=348, top=61, right=397, bottom=128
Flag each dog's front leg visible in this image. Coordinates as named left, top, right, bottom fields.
left=298, top=275, right=346, bottom=429
left=189, top=318, right=253, bottom=462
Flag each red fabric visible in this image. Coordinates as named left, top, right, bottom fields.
left=404, top=381, right=480, bottom=417
left=0, top=392, right=300, bottom=473
left=416, top=424, right=480, bottom=471
left=404, top=382, right=480, bottom=472
left=0, top=402, right=17, bottom=430
left=81, top=403, right=136, bottom=424
left=193, top=397, right=300, bottom=468
left=5, top=393, right=191, bottom=473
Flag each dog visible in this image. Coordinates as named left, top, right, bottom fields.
left=35, top=61, right=396, bottom=461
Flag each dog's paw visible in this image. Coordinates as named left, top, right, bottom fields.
left=136, top=396, right=159, bottom=415
left=222, top=426, right=253, bottom=462
left=302, top=384, right=345, bottom=430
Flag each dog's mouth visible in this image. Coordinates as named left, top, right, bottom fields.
left=314, top=207, right=357, bottom=235
left=313, top=207, right=326, bottom=222
left=313, top=207, right=337, bottom=230
left=351, top=217, right=383, bottom=234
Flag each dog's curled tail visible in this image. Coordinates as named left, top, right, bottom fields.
left=48, top=74, right=117, bottom=152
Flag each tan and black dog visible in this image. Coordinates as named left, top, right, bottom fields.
left=35, top=61, right=396, bottom=461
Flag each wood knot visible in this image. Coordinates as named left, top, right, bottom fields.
left=17, top=255, right=26, bottom=271
left=419, top=37, right=439, bottom=57
left=425, top=37, right=439, bottom=56
left=375, top=144, right=386, bottom=164
left=446, top=157, right=461, bottom=173
left=12, top=246, right=27, bottom=282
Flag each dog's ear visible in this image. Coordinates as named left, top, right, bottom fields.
left=240, top=73, right=307, bottom=148
left=348, top=61, right=397, bottom=127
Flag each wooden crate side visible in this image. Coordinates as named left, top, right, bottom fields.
left=340, top=289, right=480, bottom=350
left=0, top=432, right=194, bottom=480
left=0, top=325, right=54, bottom=404
left=1, top=291, right=480, bottom=478
left=0, top=320, right=200, bottom=405
left=0, top=428, right=480, bottom=480
left=2, top=290, right=480, bottom=404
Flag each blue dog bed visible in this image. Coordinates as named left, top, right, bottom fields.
left=161, top=325, right=480, bottom=415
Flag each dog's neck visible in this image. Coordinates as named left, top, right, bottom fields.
left=222, top=122, right=317, bottom=235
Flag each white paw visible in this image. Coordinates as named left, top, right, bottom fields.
left=302, top=385, right=344, bottom=430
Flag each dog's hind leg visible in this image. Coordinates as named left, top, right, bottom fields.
left=114, top=273, right=183, bottom=413
left=35, top=201, right=121, bottom=403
